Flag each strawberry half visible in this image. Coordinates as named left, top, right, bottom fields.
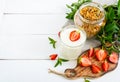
left=109, top=52, right=118, bottom=64
left=49, top=54, right=58, bottom=60
left=95, top=49, right=107, bottom=61
left=91, top=64, right=101, bottom=74
left=88, top=47, right=94, bottom=57
left=102, top=60, right=109, bottom=72
left=69, top=30, right=80, bottom=42
left=79, top=56, right=92, bottom=67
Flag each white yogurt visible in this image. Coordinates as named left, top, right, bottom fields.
left=59, top=25, right=86, bottom=60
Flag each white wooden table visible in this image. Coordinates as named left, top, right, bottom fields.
left=0, top=0, right=119, bottom=82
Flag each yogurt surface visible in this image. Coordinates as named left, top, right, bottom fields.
left=60, top=26, right=86, bottom=47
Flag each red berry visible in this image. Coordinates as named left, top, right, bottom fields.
left=102, top=60, right=109, bottom=72
left=69, top=30, right=80, bottom=42
left=96, top=49, right=107, bottom=61
left=91, top=64, right=101, bottom=74
left=109, top=52, right=118, bottom=64
left=79, top=56, right=92, bottom=67
left=58, top=31, right=61, bottom=37
left=49, top=54, right=58, bottom=60
left=88, top=47, right=94, bottom=57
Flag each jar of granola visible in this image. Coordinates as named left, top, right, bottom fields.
left=74, top=2, right=106, bottom=38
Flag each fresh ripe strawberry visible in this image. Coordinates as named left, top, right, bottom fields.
left=58, top=31, right=61, bottom=37
left=80, top=56, right=92, bottom=67
left=49, top=54, right=58, bottom=60
left=96, top=49, right=107, bottom=61
left=88, top=47, right=94, bottom=57
left=69, top=30, right=80, bottom=42
left=102, top=60, right=109, bottom=72
left=109, top=52, right=118, bottom=64
left=91, top=64, right=101, bottom=74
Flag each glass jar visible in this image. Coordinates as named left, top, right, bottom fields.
left=59, top=25, right=86, bottom=60
left=74, top=2, right=106, bottom=38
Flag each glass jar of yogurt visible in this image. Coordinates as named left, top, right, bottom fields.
left=59, top=25, right=86, bottom=60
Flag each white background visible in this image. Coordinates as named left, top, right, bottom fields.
left=0, top=0, right=119, bottom=82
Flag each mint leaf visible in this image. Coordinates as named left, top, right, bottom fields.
left=84, top=78, right=90, bottom=82
left=54, top=59, right=60, bottom=67
left=60, top=58, right=69, bottom=62
left=105, top=6, right=115, bottom=21
left=118, top=0, right=120, bottom=18
left=48, top=37, right=57, bottom=49
left=97, top=2, right=120, bottom=53
left=54, top=58, right=69, bottom=67
left=105, top=22, right=119, bottom=33
left=66, top=0, right=92, bottom=20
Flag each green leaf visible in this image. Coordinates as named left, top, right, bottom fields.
left=59, top=60, right=62, bottom=65
left=118, top=0, right=120, bottom=18
left=54, top=57, right=69, bottom=67
left=48, top=37, right=57, bottom=49
left=105, top=22, right=119, bottom=33
left=59, top=58, right=69, bottom=62
left=71, top=2, right=79, bottom=8
left=96, top=1, right=120, bottom=53
left=66, top=4, right=74, bottom=11
left=66, top=0, right=92, bottom=20
left=54, top=59, right=60, bottom=67
left=84, top=78, right=90, bottom=82
left=106, top=7, right=115, bottom=21
left=66, top=10, right=76, bottom=20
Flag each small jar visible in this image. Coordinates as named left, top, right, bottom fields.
left=74, top=2, right=106, bottom=38
left=59, top=25, right=86, bottom=60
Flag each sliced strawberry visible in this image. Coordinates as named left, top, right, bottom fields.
left=95, top=49, right=107, bottom=61
left=102, top=60, right=109, bottom=72
left=49, top=54, right=58, bottom=60
left=88, top=47, right=94, bottom=57
left=109, top=52, right=118, bottom=64
left=79, top=56, right=92, bottom=67
left=69, top=30, right=80, bottom=42
left=91, top=64, right=101, bottom=74
left=58, top=31, right=61, bottom=37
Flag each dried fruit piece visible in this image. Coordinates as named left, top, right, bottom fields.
left=49, top=54, right=58, bottom=60
left=102, top=60, right=109, bottom=72
left=109, top=52, right=118, bottom=64
left=95, top=49, right=107, bottom=61
left=91, top=64, right=101, bottom=74
left=69, top=30, right=80, bottom=42
left=79, top=56, right=92, bottom=67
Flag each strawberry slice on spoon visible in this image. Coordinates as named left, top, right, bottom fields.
left=69, top=30, right=80, bottom=42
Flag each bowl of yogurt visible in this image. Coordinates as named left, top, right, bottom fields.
left=59, top=25, right=86, bottom=60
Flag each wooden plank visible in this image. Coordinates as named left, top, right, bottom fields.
left=92, top=0, right=117, bottom=5
left=3, top=0, right=117, bottom=13
left=0, top=0, right=4, bottom=26
left=3, top=0, right=76, bottom=13
left=0, top=60, right=119, bottom=82
left=1, top=14, right=67, bottom=35
left=0, top=34, right=60, bottom=59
